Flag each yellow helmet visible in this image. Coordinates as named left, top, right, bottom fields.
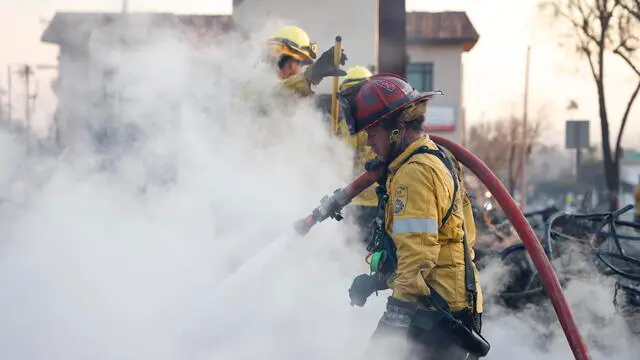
left=339, top=66, right=373, bottom=91
left=267, top=25, right=317, bottom=65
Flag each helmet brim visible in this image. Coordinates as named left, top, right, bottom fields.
left=358, top=91, right=441, bottom=132
left=342, top=89, right=442, bottom=136
left=267, top=38, right=316, bottom=65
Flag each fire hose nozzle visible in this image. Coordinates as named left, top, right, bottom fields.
left=315, top=188, right=352, bottom=222
left=293, top=168, right=383, bottom=237
left=293, top=218, right=313, bottom=236
left=294, top=188, right=351, bottom=236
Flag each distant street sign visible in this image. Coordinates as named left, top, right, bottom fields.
left=565, top=120, right=590, bottom=149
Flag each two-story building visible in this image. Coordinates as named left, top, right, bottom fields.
left=41, top=12, right=232, bottom=148
left=41, top=7, right=478, bottom=147
left=406, top=11, right=479, bottom=144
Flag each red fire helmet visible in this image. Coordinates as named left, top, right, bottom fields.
left=339, top=73, right=441, bottom=135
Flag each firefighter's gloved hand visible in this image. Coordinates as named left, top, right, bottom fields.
left=305, top=46, right=348, bottom=85
left=349, top=274, right=387, bottom=307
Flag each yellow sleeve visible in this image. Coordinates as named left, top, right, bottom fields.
left=442, top=149, right=477, bottom=251
left=388, top=162, right=449, bottom=303
left=281, top=72, right=314, bottom=97
left=462, top=193, right=477, bottom=255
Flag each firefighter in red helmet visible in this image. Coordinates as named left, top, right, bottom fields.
left=339, top=74, right=489, bottom=360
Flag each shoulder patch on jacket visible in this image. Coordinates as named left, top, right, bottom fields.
left=394, top=184, right=408, bottom=214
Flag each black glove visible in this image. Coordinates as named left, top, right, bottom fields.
left=349, top=273, right=387, bottom=307
left=305, top=46, right=348, bottom=85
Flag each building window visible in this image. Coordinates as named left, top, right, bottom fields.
left=407, top=63, right=433, bottom=92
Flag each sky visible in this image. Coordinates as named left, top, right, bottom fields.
left=0, top=0, right=638, bottom=148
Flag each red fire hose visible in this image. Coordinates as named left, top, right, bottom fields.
left=295, top=136, right=591, bottom=360
left=430, top=135, right=591, bottom=360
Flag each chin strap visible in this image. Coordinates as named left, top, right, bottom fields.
left=386, top=126, right=407, bottom=164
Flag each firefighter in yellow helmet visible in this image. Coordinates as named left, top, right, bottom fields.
left=266, top=25, right=347, bottom=97
left=340, top=66, right=373, bottom=90
left=337, top=66, right=379, bottom=245
left=339, top=74, right=489, bottom=360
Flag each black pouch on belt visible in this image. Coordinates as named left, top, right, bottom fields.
left=417, top=288, right=490, bottom=357
left=441, top=311, right=490, bottom=357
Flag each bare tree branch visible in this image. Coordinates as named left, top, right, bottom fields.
left=584, top=46, right=601, bottom=80
left=614, top=46, right=640, bottom=75
left=468, top=112, right=546, bottom=196
left=616, top=0, right=640, bottom=20
left=538, top=0, right=640, bottom=209
left=614, top=79, right=640, bottom=159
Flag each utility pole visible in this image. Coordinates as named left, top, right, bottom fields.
left=24, top=64, right=32, bottom=156
left=520, top=45, right=531, bottom=210
left=5, top=63, right=58, bottom=154
left=378, top=0, right=407, bottom=76
left=7, top=65, right=12, bottom=121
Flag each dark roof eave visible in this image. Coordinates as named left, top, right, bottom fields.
left=407, top=37, right=479, bottom=52
left=42, top=33, right=68, bottom=45
left=40, top=12, right=235, bottom=46
left=41, top=31, right=90, bottom=47
left=41, top=12, right=479, bottom=49
left=41, top=24, right=58, bottom=44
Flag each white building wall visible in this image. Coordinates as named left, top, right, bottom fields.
left=407, top=44, right=464, bottom=144
left=57, top=41, right=122, bottom=148
left=57, top=47, right=95, bottom=147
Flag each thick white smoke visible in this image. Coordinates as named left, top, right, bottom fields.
left=0, top=13, right=637, bottom=360
left=0, top=16, right=379, bottom=360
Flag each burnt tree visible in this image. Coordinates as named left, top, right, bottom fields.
left=467, top=113, right=545, bottom=194
left=539, top=0, right=640, bottom=210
